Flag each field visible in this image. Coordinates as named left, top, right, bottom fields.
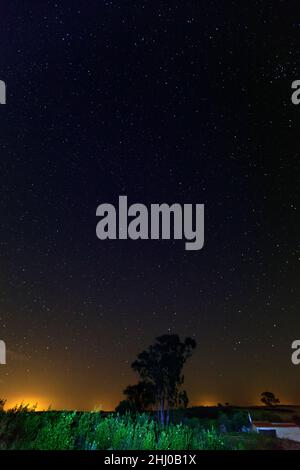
left=0, top=405, right=300, bottom=450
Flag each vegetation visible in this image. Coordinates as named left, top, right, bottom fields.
left=0, top=404, right=298, bottom=450
left=0, top=407, right=227, bottom=450
left=260, top=391, right=280, bottom=407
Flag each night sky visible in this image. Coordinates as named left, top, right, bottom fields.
left=0, top=1, right=299, bottom=410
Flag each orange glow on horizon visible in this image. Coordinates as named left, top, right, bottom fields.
left=3, top=392, right=296, bottom=412
left=194, top=396, right=218, bottom=407
left=5, top=397, right=54, bottom=411
left=4, top=396, right=115, bottom=412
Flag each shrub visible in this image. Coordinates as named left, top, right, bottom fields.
left=31, top=411, right=76, bottom=450
left=0, top=410, right=227, bottom=450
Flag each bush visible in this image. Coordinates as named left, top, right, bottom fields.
left=218, top=411, right=249, bottom=432
left=31, top=411, right=76, bottom=450
left=0, top=410, right=228, bottom=450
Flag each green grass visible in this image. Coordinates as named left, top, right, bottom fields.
left=223, top=432, right=300, bottom=450
left=0, top=409, right=228, bottom=450
left=223, top=432, right=279, bottom=450
left=0, top=406, right=297, bottom=450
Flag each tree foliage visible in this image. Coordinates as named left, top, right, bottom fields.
left=260, top=391, right=280, bottom=407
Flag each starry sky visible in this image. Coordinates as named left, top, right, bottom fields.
left=0, top=1, right=299, bottom=410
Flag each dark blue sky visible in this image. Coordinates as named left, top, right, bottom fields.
left=0, top=1, right=299, bottom=409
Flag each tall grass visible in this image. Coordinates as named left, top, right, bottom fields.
left=0, top=407, right=228, bottom=450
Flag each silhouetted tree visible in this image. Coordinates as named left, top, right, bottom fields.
left=131, top=334, right=196, bottom=424
left=115, top=399, right=137, bottom=414
left=178, top=390, right=189, bottom=409
left=0, top=398, right=6, bottom=412
left=261, top=391, right=280, bottom=407
left=123, top=381, right=156, bottom=412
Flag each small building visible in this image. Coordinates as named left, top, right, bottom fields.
left=252, top=420, right=300, bottom=442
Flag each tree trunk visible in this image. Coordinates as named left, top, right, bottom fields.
left=166, top=406, right=170, bottom=425
left=160, top=395, right=165, bottom=426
